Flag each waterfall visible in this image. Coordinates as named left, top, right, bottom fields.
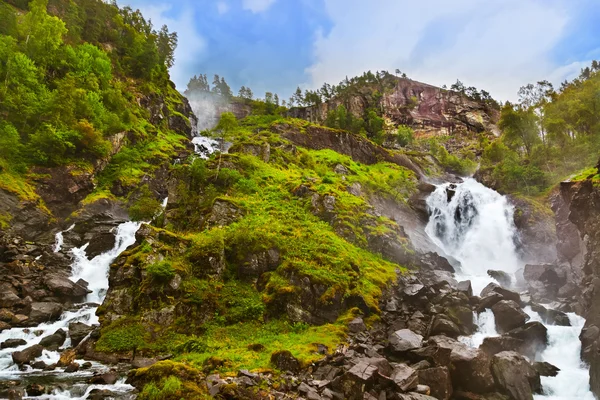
left=425, top=178, right=594, bottom=399
left=0, top=221, right=141, bottom=398
left=53, top=224, right=76, bottom=253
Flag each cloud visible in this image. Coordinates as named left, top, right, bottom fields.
left=217, top=1, right=229, bottom=14
left=242, top=0, right=277, bottom=13
left=307, top=0, right=578, bottom=101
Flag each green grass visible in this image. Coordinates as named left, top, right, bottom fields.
left=571, top=167, right=600, bottom=183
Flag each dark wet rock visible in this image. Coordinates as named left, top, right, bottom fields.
left=476, top=293, right=504, bottom=312
left=238, top=248, right=280, bottom=280
left=430, top=315, right=461, bottom=338
left=39, top=329, right=67, bottom=350
left=348, top=317, right=367, bottom=334
left=491, top=351, right=541, bottom=400
left=396, top=393, right=438, bottom=400
left=206, top=199, right=244, bottom=229
left=487, top=270, right=512, bottom=288
left=12, top=344, right=43, bottom=365
left=533, top=361, right=560, bottom=377
left=491, top=300, right=529, bottom=333
left=389, top=329, right=423, bottom=353
left=28, top=302, right=63, bottom=323
left=347, top=360, right=379, bottom=382
left=90, top=370, right=119, bottom=385
left=6, top=387, right=25, bottom=400
left=69, top=322, right=94, bottom=347
left=0, top=308, right=15, bottom=322
left=392, top=363, right=419, bottom=392
left=522, top=264, right=566, bottom=301
left=0, top=321, right=10, bottom=332
left=81, top=362, right=93, bottom=370
left=418, top=366, right=452, bottom=400
left=505, top=322, right=548, bottom=360
left=408, top=345, right=452, bottom=367
left=64, top=362, right=80, bottom=373
left=529, top=303, right=570, bottom=326
left=457, top=280, right=473, bottom=297
left=31, top=361, right=47, bottom=369
left=87, top=389, right=118, bottom=400
left=480, top=283, right=521, bottom=304
left=480, top=336, right=525, bottom=357
left=0, top=291, right=21, bottom=309
left=429, top=335, right=494, bottom=393
left=44, top=274, right=91, bottom=298
left=26, top=384, right=45, bottom=396
left=270, top=350, right=301, bottom=373
left=1, top=339, right=27, bottom=349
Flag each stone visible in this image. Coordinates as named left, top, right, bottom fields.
left=25, top=384, right=45, bottom=396
left=348, top=317, right=367, bottom=333
left=389, top=329, right=423, bottom=353
left=418, top=367, right=452, bottom=400
left=481, top=283, right=521, bottom=303
left=0, top=291, right=20, bottom=308
left=39, top=329, right=67, bottom=350
left=392, top=364, right=419, bottom=392
left=28, top=302, right=63, bottom=324
left=491, top=351, right=541, bottom=400
left=457, top=281, right=473, bottom=297
left=480, top=336, right=525, bottom=357
left=491, top=301, right=529, bottom=333
left=270, top=350, right=301, bottom=373
left=57, top=349, right=76, bottom=367
left=429, top=336, right=494, bottom=393
left=430, top=315, right=461, bottom=338
left=64, top=362, right=80, bottom=373
left=87, top=389, right=118, bottom=400
left=69, top=322, right=94, bottom=347
left=0, top=309, right=15, bottom=322
left=415, top=385, right=431, bottom=395
left=31, top=361, right=47, bottom=369
left=487, top=270, right=512, bottom=288
left=408, top=345, right=452, bottom=367
left=347, top=361, right=379, bottom=382
left=476, top=293, right=504, bottom=312
left=396, top=394, right=438, bottom=400
left=12, top=344, right=43, bottom=365
left=505, top=322, right=548, bottom=359
left=44, top=274, right=91, bottom=298
left=533, top=361, right=560, bottom=377
left=90, top=370, right=119, bottom=385
left=1, top=339, right=27, bottom=349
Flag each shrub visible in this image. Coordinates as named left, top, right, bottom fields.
left=396, top=125, right=414, bottom=147
left=147, top=260, right=176, bottom=282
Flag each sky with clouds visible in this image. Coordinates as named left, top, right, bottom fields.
left=119, top=0, right=600, bottom=102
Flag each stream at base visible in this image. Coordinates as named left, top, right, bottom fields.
left=0, top=222, right=141, bottom=399
left=425, top=178, right=593, bottom=399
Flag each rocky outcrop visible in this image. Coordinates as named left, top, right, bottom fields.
left=289, top=78, right=500, bottom=137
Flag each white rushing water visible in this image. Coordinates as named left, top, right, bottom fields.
left=53, top=224, right=76, bottom=253
left=0, top=221, right=141, bottom=397
left=425, top=178, right=593, bottom=399
left=192, top=136, right=219, bottom=159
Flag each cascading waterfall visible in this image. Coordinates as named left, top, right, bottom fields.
left=53, top=224, right=75, bottom=254
left=0, top=221, right=141, bottom=399
left=425, top=178, right=593, bottom=399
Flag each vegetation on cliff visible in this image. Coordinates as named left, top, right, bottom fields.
left=480, top=63, right=600, bottom=194
left=0, top=0, right=189, bottom=209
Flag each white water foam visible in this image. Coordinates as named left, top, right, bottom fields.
left=53, top=224, right=76, bottom=253
left=425, top=178, right=594, bottom=398
left=192, top=136, right=219, bottom=159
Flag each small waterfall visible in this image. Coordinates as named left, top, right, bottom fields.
left=0, top=221, right=141, bottom=398
left=53, top=224, right=75, bottom=253
left=425, top=178, right=594, bottom=399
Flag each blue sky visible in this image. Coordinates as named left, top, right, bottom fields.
left=121, top=0, right=600, bottom=102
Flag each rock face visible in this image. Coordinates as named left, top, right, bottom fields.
left=289, top=77, right=500, bottom=137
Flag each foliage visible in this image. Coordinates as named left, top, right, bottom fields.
left=129, top=186, right=162, bottom=221
left=139, top=376, right=183, bottom=400
left=147, top=260, right=176, bottom=282
left=396, top=125, right=414, bottom=147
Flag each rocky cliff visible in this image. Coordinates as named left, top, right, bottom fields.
left=289, top=78, right=500, bottom=137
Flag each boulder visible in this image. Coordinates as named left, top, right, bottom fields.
left=533, top=361, right=560, bottom=377
left=457, top=281, right=473, bottom=297
left=270, top=350, right=300, bottom=373
left=26, top=384, right=45, bottom=397
left=89, top=370, right=119, bottom=385
left=39, top=329, right=67, bottom=350
left=505, top=322, right=548, bottom=359
left=12, top=344, right=43, bottom=365
left=491, top=351, right=541, bottom=400
left=389, top=329, right=423, bottom=353
left=476, top=293, right=504, bottom=312
left=69, top=322, right=94, bottom=347
left=530, top=304, right=570, bottom=326
left=491, top=301, right=529, bottom=333
left=0, top=290, right=20, bottom=308
left=348, top=317, right=367, bottom=334
left=418, top=367, right=452, bottom=400
left=481, top=283, right=521, bottom=303
left=480, top=336, right=525, bottom=357
left=392, top=364, right=419, bottom=392
left=408, top=345, right=452, bottom=367
left=487, top=270, right=512, bottom=288
left=44, top=274, right=91, bottom=298
left=430, top=315, right=461, bottom=338
left=64, top=362, right=80, bottom=373
left=1, top=339, right=27, bottom=349
left=429, top=336, right=494, bottom=393
left=347, top=360, right=379, bottom=382
left=28, top=302, right=63, bottom=324
left=396, top=394, right=438, bottom=400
